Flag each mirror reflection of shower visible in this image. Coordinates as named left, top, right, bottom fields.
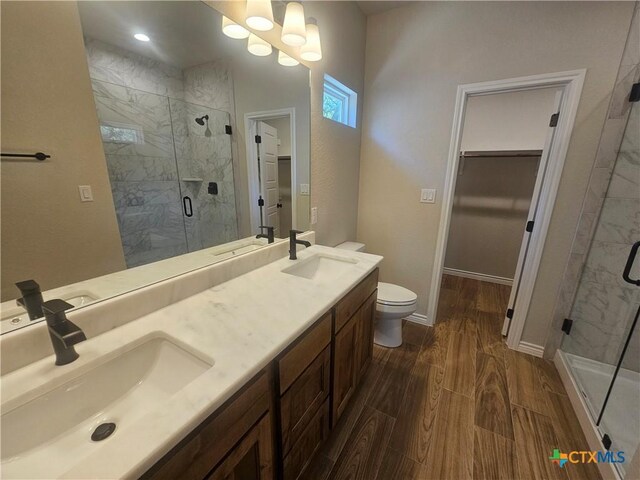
left=195, top=114, right=212, bottom=137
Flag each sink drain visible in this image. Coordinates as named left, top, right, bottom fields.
left=91, top=422, right=116, bottom=441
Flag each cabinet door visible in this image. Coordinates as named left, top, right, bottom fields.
left=355, top=290, right=376, bottom=383
left=207, top=414, right=273, bottom=480
left=332, top=315, right=358, bottom=426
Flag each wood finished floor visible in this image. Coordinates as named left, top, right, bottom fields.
left=303, top=275, right=602, bottom=480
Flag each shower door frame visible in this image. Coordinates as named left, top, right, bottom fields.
left=427, top=69, right=586, bottom=353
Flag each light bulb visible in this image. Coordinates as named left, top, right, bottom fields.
left=247, top=33, right=272, bottom=56
left=246, top=0, right=274, bottom=31
left=300, top=19, right=322, bottom=61
left=278, top=50, right=299, bottom=66
left=222, top=16, right=250, bottom=39
left=281, top=2, right=306, bottom=46
left=134, top=33, right=150, bottom=42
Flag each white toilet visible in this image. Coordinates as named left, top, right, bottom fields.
left=336, top=242, right=418, bottom=348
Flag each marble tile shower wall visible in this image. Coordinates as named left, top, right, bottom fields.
left=85, top=39, right=238, bottom=267
left=546, top=4, right=640, bottom=372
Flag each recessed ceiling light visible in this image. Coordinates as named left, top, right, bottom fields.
left=134, top=33, right=150, bottom=42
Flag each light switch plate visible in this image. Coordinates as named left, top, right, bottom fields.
left=78, top=185, right=94, bottom=202
left=311, top=207, right=318, bottom=225
left=420, top=188, right=436, bottom=204
left=300, top=184, right=310, bottom=195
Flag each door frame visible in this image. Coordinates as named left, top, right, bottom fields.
left=427, top=69, right=586, bottom=351
left=245, top=108, right=297, bottom=234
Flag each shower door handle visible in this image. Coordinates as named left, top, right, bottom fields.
left=623, top=241, right=640, bottom=286
left=182, top=196, right=193, bottom=218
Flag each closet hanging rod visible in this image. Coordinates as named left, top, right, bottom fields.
left=1, top=152, right=50, bottom=161
left=459, top=149, right=542, bottom=158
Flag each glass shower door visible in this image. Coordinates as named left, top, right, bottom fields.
left=168, top=99, right=238, bottom=253
left=561, top=101, right=639, bottom=477
left=92, top=80, right=189, bottom=268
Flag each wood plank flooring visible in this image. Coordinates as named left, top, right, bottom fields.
left=302, top=275, right=602, bottom=480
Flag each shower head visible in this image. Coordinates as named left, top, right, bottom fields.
left=195, top=115, right=209, bottom=126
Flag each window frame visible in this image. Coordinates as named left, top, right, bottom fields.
left=322, top=74, right=357, bottom=128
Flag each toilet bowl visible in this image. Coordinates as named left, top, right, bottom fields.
left=335, top=242, right=418, bottom=348
left=375, top=282, right=417, bottom=347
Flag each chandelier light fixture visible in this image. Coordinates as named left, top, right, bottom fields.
left=278, top=50, right=299, bottom=66
left=300, top=17, right=322, bottom=62
left=222, top=16, right=250, bottom=39
left=247, top=33, right=273, bottom=56
left=281, top=2, right=307, bottom=47
left=245, top=0, right=274, bottom=31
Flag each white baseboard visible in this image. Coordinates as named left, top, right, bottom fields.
left=407, top=313, right=432, bottom=326
left=517, top=341, right=544, bottom=357
left=442, top=267, right=513, bottom=286
left=553, top=351, right=619, bottom=480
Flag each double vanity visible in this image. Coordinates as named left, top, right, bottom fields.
left=0, top=240, right=382, bottom=479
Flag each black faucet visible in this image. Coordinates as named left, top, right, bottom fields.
left=15, top=279, right=44, bottom=320
left=289, top=230, right=311, bottom=260
left=42, top=299, right=86, bottom=366
left=256, top=225, right=275, bottom=244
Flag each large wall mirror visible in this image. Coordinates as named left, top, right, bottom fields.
left=1, top=1, right=310, bottom=334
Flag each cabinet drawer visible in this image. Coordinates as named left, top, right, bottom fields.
left=335, top=269, right=378, bottom=333
left=143, top=370, right=271, bottom=480
left=278, top=312, right=331, bottom=395
left=282, top=399, right=331, bottom=480
left=280, top=346, right=331, bottom=456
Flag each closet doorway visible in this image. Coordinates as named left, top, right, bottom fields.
left=428, top=70, right=585, bottom=352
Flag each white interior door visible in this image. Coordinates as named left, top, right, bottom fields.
left=258, top=121, right=280, bottom=237
left=502, top=91, right=563, bottom=336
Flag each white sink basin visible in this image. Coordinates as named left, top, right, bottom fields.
left=1, top=335, right=212, bottom=478
left=282, top=253, right=358, bottom=281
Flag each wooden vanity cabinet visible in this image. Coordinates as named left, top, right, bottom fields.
left=332, top=270, right=378, bottom=427
left=142, top=369, right=273, bottom=480
left=276, top=312, right=332, bottom=480
left=143, top=268, right=379, bottom=480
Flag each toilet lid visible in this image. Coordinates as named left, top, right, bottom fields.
left=377, top=282, right=417, bottom=306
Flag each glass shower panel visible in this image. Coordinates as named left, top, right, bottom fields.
left=92, top=80, right=189, bottom=267
left=169, top=99, right=238, bottom=252
left=560, top=100, right=639, bottom=460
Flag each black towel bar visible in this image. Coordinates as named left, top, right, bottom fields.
left=1, top=152, right=50, bottom=161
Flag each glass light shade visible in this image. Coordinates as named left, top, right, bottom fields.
left=247, top=33, right=273, bottom=56
left=300, top=22, right=322, bottom=61
left=281, top=2, right=306, bottom=46
left=278, top=50, right=299, bottom=66
left=222, top=16, right=250, bottom=39
left=246, top=0, right=274, bottom=31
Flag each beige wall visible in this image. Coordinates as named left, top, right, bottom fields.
left=210, top=1, right=367, bottom=247
left=445, top=88, right=558, bottom=279
left=357, top=1, right=633, bottom=347
left=1, top=1, right=126, bottom=301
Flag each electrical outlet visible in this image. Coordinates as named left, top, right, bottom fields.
left=300, top=184, right=310, bottom=195
left=311, top=207, right=318, bottom=225
left=420, top=188, right=436, bottom=204
left=78, top=185, right=94, bottom=202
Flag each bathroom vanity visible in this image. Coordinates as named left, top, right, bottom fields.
left=0, top=243, right=382, bottom=479
left=144, top=269, right=379, bottom=480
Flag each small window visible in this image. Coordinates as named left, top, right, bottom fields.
left=322, top=74, right=357, bottom=128
left=100, top=121, right=145, bottom=144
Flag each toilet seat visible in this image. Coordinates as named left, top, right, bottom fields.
left=377, top=282, right=418, bottom=306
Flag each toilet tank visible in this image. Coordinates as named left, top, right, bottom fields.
left=336, top=241, right=365, bottom=252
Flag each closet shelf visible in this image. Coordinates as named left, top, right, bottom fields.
left=459, top=149, right=542, bottom=158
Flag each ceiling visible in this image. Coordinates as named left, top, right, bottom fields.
left=356, top=1, right=413, bottom=16
left=77, top=1, right=246, bottom=69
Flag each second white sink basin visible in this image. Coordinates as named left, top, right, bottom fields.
left=1, top=335, right=213, bottom=478
left=282, top=253, right=358, bottom=281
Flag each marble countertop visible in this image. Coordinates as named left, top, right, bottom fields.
left=1, top=245, right=382, bottom=479
left=1, top=236, right=277, bottom=334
